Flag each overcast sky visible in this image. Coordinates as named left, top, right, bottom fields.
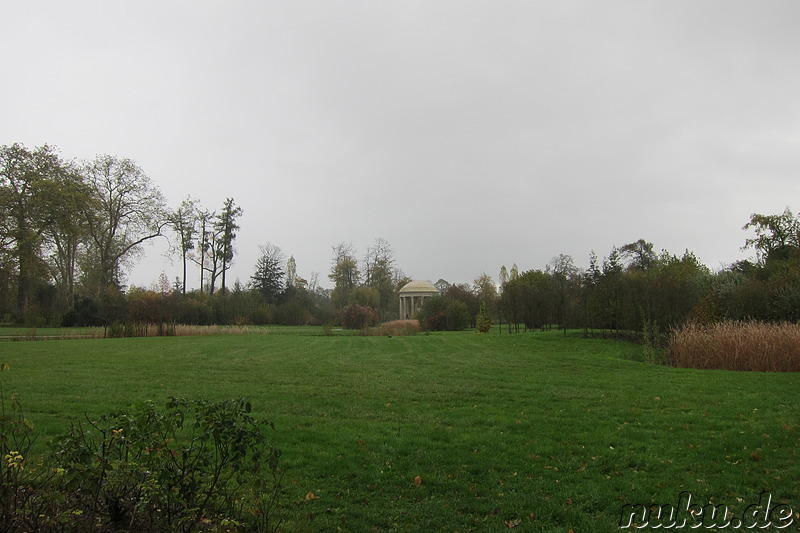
left=4, top=1, right=800, bottom=290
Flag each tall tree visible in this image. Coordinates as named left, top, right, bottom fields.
left=43, top=162, right=95, bottom=311
left=620, top=239, right=657, bottom=271
left=167, top=196, right=198, bottom=294
left=329, top=241, right=360, bottom=307
left=363, top=237, right=395, bottom=319
left=214, top=198, right=242, bottom=294
left=192, top=208, right=214, bottom=293
left=0, top=143, right=68, bottom=318
left=81, top=154, right=167, bottom=296
left=549, top=254, right=578, bottom=335
left=250, top=243, right=285, bottom=304
left=742, top=207, right=800, bottom=264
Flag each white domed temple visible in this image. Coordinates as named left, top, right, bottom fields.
left=398, top=280, right=439, bottom=319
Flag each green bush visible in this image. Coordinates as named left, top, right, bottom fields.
left=476, top=302, right=493, bottom=333
left=0, top=384, right=284, bottom=532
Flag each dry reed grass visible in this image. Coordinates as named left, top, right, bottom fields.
left=364, top=320, right=421, bottom=336
left=669, top=321, right=800, bottom=372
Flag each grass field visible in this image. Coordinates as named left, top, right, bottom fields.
left=1, top=328, right=798, bottom=532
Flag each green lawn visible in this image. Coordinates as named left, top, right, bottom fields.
left=1, top=329, right=798, bottom=532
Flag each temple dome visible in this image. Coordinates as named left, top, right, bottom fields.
left=399, top=280, right=439, bottom=294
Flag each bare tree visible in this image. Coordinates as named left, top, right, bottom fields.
left=81, top=155, right=168, bottom=295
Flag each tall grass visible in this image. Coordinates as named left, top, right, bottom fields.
left=670, top=320, right=800, bottom=371
left=1, top=324, right=265, bottom=341
left=365, top=319, right=421, bottom=336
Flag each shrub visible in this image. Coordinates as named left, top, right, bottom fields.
left=670, top=320, right=800, bottom=371
left=51, top=397, right=282, bottom=532
left=339, top=305, right=378, bottom=330
left=0, top=387, right=284, bottom=532
left=476, top=302, right=492, bottom=333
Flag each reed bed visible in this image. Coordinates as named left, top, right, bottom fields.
left=364, top=319, right=421, bottom=336
left=104, top=323, right=265, bottom=338
left=2, top=324, right=265, bottom=341
left=669, top=320, right=800, bottom=371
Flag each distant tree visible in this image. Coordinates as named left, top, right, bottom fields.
left=473, top=273, right=498, bottom=313
left=476, top=301, right=492, bottom=333
left=192, top=208, right=215, bottom=294
left=329, top=241, right=360, bottom=307
left=549, top=254, right=578, bottom=334
left=363, top=237, right=396, bottom=320
left=499, top=266, right=509, bottom=292
left=214, top=198, right=242, bottom=294
left=250, top=243, right=285, bottom=304
left=80, top=154, right=168, bottom=297
left=742, top=207, right=800, bottom=264
left=619, top=239, right=657, bottom=271
left=434, top=278, right=451, bottom=293
left=167, top=196, right=198, bottom=294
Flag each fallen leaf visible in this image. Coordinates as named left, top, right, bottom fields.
left=305, top=492, right=318, bottom=500
left=504, top=518, right=521, bottom=528
left=414, top=476, right=422, bottom=486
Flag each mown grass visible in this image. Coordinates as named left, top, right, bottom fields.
left=0, top=329, right=798, bottom=532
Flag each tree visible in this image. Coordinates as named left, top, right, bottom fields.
left=329, top=242, right=360, bottom=307
left=549, top=254, right=578, bottom=334
left=0, top=143, right=69, bottom=318
left=473, top=273, right=498, bottom=313
left=363, top=237, right=396, bottom=320
left=620, top=239, right=657, bottom=271
left=476, top=301, right=492, bottom=333
left=81, top=154, right=168, bottom=296
left=214, top=198, right=242, bottom=294
left=434, top=278, right=451, bottom=293
left=192, top=208, right=214, bottom=293
left=742, top=208, right=800, bottom=264
left=250, top=243, right=285, bottom=304
left=43, top=164, right=95, bottom=312
left=167, top=196, right=198, bottom=294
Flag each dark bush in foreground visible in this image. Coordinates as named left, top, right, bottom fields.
left=0, top=395, right=283, bottom=532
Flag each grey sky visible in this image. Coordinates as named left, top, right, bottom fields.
left=4, top=1, right=800, bottom=289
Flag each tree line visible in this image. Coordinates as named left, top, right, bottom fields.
left=3, top=142, right=798, bottom=332
left=495, top=208, right=800, bottom=337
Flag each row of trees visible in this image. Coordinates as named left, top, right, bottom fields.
left=495, top=208, right=800, bottom=336
left=5, top=143, right=799, bottom=332
left=0, top=143, right=249, bottom=326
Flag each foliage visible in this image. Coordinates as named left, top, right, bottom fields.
left=81, top=154, right=168, bottom=297
left=0, top=390, right=283, bottom=532
left=250, top=243, right=285, bottom=304
left=213, top=198, right=243, bottom=294
left=339, top=304, right=378, bottom=330
left=416, top=296, right=471, bottom=331
left=476, top=301, right=492, bottom=333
